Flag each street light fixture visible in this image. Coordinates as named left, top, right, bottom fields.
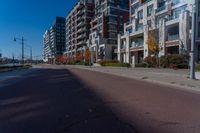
left=25, top=45, right=32, bottom=64
left=13, top=37, right=25, bottom=65
left=190, top=1, right=197, bottom=79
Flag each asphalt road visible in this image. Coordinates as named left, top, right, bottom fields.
left=0, top=65, right=200, bottom=133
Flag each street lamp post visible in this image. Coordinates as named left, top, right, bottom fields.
left=14, top=37, right=25, bottom=65
left=190, top=1, right=197, bottom=79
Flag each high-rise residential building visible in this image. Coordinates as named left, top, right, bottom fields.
left=65, top=0, right=94, bottom=61
left=117, top=0, right=200, bottom=65
left=43, top=30, right=51, bottom=62
left=88, top=0, right=129, bottom=61
left=43, top=17, right=66, bottom=63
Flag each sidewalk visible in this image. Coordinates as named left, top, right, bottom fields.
left=66, top=65, right=200, bottom=93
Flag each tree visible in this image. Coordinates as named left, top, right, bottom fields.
left=55, top=55, right=66, bottom=64
left=147, top=30, right=159, bottom=56
left=76, top=52, right=82, bottom=62
left=85, top=48, right=90, bottom=62
left=146, top=30, right=160, bottom=67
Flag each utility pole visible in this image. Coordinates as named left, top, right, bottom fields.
left=22, top=37, right=24, bottom=65
left=190, top=1, right=196, bottom=79
left=30, top=47, right=32, bottom=65
left=27, top=45, right=32, bottom=64
left=12, top=53, right=15, bottom=66
left=14, top=37, right=25, bottom=65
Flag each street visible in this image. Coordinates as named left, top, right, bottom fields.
left=0, top=65, right=200, bottom=133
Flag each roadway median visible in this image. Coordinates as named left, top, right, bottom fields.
left=0, top=64, right=32, bottom=73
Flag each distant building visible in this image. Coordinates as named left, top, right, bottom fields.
left=65, top=0, right=94, bottom=61
left=0, top=49, right=2, bottom=58
left=88, top=0, right=129, bottom=60
left=43, top=17, right=66, bottom=63
left=117, top=0, right=200, bottom=65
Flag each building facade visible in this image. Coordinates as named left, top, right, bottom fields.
left=43, top=17, right=66, bottom=63
left=87, top=0, right=129, bottom=61
left=117, top=0, right=200, bottom=66
left=65, top=0, right=94, bottom=61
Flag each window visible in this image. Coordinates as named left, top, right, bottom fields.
left=198, top=1, right=200, bottom=17
left=147, top=5, right=153, bottom=16
left=198, top=22, right=200, bottom=38
left=108, top=24, right=117, bottom=30
left=172, top=0, right=180, bottom=6
left=138, top=10, right=143, bottom=20
left=171, top=6, right=187, bottom=19
left=131, top=3, right=139, bottom=15
left=109, top=33, right=117, bottom=38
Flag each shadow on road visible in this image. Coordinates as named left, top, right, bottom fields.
left=0, top=68, right=136, bottom=133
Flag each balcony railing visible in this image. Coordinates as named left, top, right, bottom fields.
left=167, top=34, right=179, bottom=41
left=136, top=25, right=144, bottom=31
left=121, top=45, right=126, bottom=49
left=167, top=14, right=180, bottom=21
left=156, top=5, right=166, bottom=13
left=131, top=41, right=144, bottom=48
left=171, top=0, right=180, bottom=6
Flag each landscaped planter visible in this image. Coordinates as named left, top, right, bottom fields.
left=195, top=71, right=200, bottom=79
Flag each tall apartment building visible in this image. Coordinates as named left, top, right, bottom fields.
left=65, top=0, right=94, bottom=61
left=117, top=0, right=200, bottom=65
left=43, top=17, right=66, bottom=63
left=88, top=0, right=129, bottom=60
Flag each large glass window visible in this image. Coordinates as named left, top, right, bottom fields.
left=198, top=1, right=200, bottom=17
left=131, top=3, right=139, bottom=15
left=198, top=22, right=200, bottom=38
left=171, top=6, right=186, bottom=19
left=147, top=5, right=153, bottom=17
left=138, top=10, right=143, bottom=20
left=172, top=0, right=180, bottom=6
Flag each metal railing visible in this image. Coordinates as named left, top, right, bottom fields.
left=167, top=34, right=179, bottom=41
left=156, top=5, right=166, bottom=13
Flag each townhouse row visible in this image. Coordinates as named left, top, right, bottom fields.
left=117, top=0, right=200, bottom=66
left=43, top=0, right=200, bottom=65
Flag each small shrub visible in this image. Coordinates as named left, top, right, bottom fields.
left=23, top=64, right=32, bottom=68
left=160, top=56, right=169, bottom=68
left=98, top=60, right=119, bottom=66
left=196, top=64, right=200, bottom=71
left=98, top=60, right=130, bottom=67
left=67, top=60, right=76, bottom=65
left=135, top=63, right=147, bottom=68
left=76, top=61, right=85, bottom=65
left=160, top=54, right=189, bottom=69
left=144, top=56, right=158, bottom=68
left=121, top=63, right=131, bottom=67
left=84, top=61, right=90, bottom=66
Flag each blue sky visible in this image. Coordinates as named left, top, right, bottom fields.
left=0, top=0, right=77, bottom=59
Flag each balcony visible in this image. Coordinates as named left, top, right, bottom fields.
left=77, top=40, right=86, bottom=46
left=166, top=16, right=180, bottom=26
left=156, top=5, right=166, bottom=13
left=77, top=34, right=86, bottom=39
left=121, top=45, right=126, bottom=50
left=171, top=0, right=180, bottom=6
left=167, top=34, right=179, bottom=41
left=136, top=25, right=144, bottom=31
left=131, top=41, right=144, bottom=48
left=126, top=21, right=132, bottom=27
left=77, top=22, right=85, bottom=28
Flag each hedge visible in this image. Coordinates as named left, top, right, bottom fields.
left=143, top=54, right=189, bottom=69
left=98, top=60, right=131, bottom=67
